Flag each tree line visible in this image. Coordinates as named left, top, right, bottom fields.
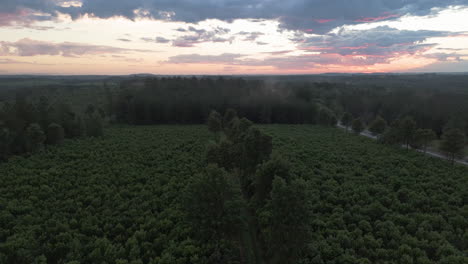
left=110, top=77, right=468, bottom=138
left=0, top=96, right=104, bottom=161
left=111, top=77, right=338, bottom=126
left=342, top=114, right=466, bottom=164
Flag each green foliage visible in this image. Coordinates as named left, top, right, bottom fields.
left=341, top=112, right=353, bottom=130
left=352, top=118, right=364, bottom=134
left=46, top=123, right=65, bottom=145
left=0, top=125, right=466, bottom=263
left=184, top=164, right=242, bottom=241
left=440, top=128, right=466, bottom=163
left=259, top=177, right=311, bottom=264
left=25, top=123, right=45, bottom=152
left=0, top=125, right=10, bottom=160
left=318, top=108, right=337, bottom=127
left=368, top=116, right=387, bottom=136
left=0, top=96, right=101, bottom=160
left=207, top=110, right=222, bottom=139
left=412, top=128, right=436, bottom=152
left=85, top=113, right=104, bottom=137
left=183, top=164, right=243, bottom=263
left=400, top=116, right=417, bottom=148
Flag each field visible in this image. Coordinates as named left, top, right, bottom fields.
left=0, top=125, right=467, bottom=263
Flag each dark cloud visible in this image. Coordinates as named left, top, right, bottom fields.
left=4, top=1, right=468, bottom=34
left=423, top=52, right=463, bottom=61
left=0, top=38, right=152, bottom=57
left=262, top=50, right=294, bottom=55
left=238, top=31, right=264, bottom=41
left=297, top=26, right=454, bottom=57
left=141, top=37, right=171, bottom=43
left=169, top=26, right=233, bottom=47
left=155, top=37, right=171, bottom=43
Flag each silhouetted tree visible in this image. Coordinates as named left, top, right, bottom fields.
left=26, top=123, right=45, bottom=153
left=440, top=128, right=466, bottom=164
left=369, top=116, right=387, bottom=136
left=207, top=110, right=222, bottom=141
left=352, top=118, right=364, bottom=134
left=318, top=108, right=336, bottom=127
left=85, top=114, right=104, bottom=137
left=184, top=164, right=243, bottom=263
left=341, top=112, right=353, bottom=132
left=413, top=128, right=436, bottom=153
left=46, top=123, right=65, bottom=145
left=259, top=177, right=311, bottom=264
left=0, top=124, right=10, bottom=161
left=400, top=116, right=417, bottom=149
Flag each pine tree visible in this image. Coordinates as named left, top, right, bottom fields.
left=341, top=112, right=353, bottom=132
left=352, top=118, right=364, bottom=134
left=369, top=116, right=387, bottom=136
left=26, top=123, right=45, bottom=152
left=46, top=123, right=65, bottom=145
left=440, top=128, right=466, bottom=164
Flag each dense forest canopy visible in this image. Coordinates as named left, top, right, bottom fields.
left=0, top=124, right=467, bottom=263
left=0, top=74, right=467, bottom=263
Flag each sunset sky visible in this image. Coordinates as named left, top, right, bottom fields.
left=1, top=0, right=468, bottom=75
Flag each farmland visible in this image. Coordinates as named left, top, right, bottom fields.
left=1, top=125, right=466, bottom=263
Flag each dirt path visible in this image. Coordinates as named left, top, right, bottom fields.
left=337, top=124, right=468, bottom=166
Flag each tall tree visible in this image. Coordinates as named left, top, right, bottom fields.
left=46, top=123, right=65, bottom=145
left=25, top=123, right=45, bottom=153
left=318, top=108, right=336, bottom=127
left=440, top=128, right=466, bottom=164
left=413, top=128, right=436, bottom=153
left=259, top=177, right=311, bottom=264
left=37, top=96, right=51, bottom=131
left=352, top=118, right=364, bottom=134
left=184, top=165, right=243, bottom=263
left=341, top=112, right=353, bottom=132
left=207, top=110, right=222, bottom=141
left=0, top=124, right=10, bottom=161
left=85, top=114, right=104, bottom=137
left=369, top=116, right=387, bottom=136
left=400, top=116, right=417, bottom=149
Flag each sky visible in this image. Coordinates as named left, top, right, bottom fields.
left=1, top=0, right=468, bottom=75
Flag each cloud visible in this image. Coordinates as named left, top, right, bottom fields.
left=423, top=52, right=464, bottom=61
left=0, top=38, right=152, bottom=57
left=172, top=26, right=233, bottom=47
left=0, top=58, right=53, bottom=65
left=237, top=31, right=264, bottom=41
left=144, top=26, right=233, bottom=47
left=141, top=36, right=171, bottom=43
left=296, top=26, right=455, bottom=58
left=117, top=38, right=131, bottom=42
left=165, top=52, right=389, bottom=69
left=155, top=37, right=171, bottom=43
left=4, top=1, right=468, bottom=34
left=0, top=8, right=54, bottom=27
left=166, top=53, right=244, bottom=64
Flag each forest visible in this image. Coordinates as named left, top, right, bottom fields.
left=0, top=74, right=467, bottom=263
